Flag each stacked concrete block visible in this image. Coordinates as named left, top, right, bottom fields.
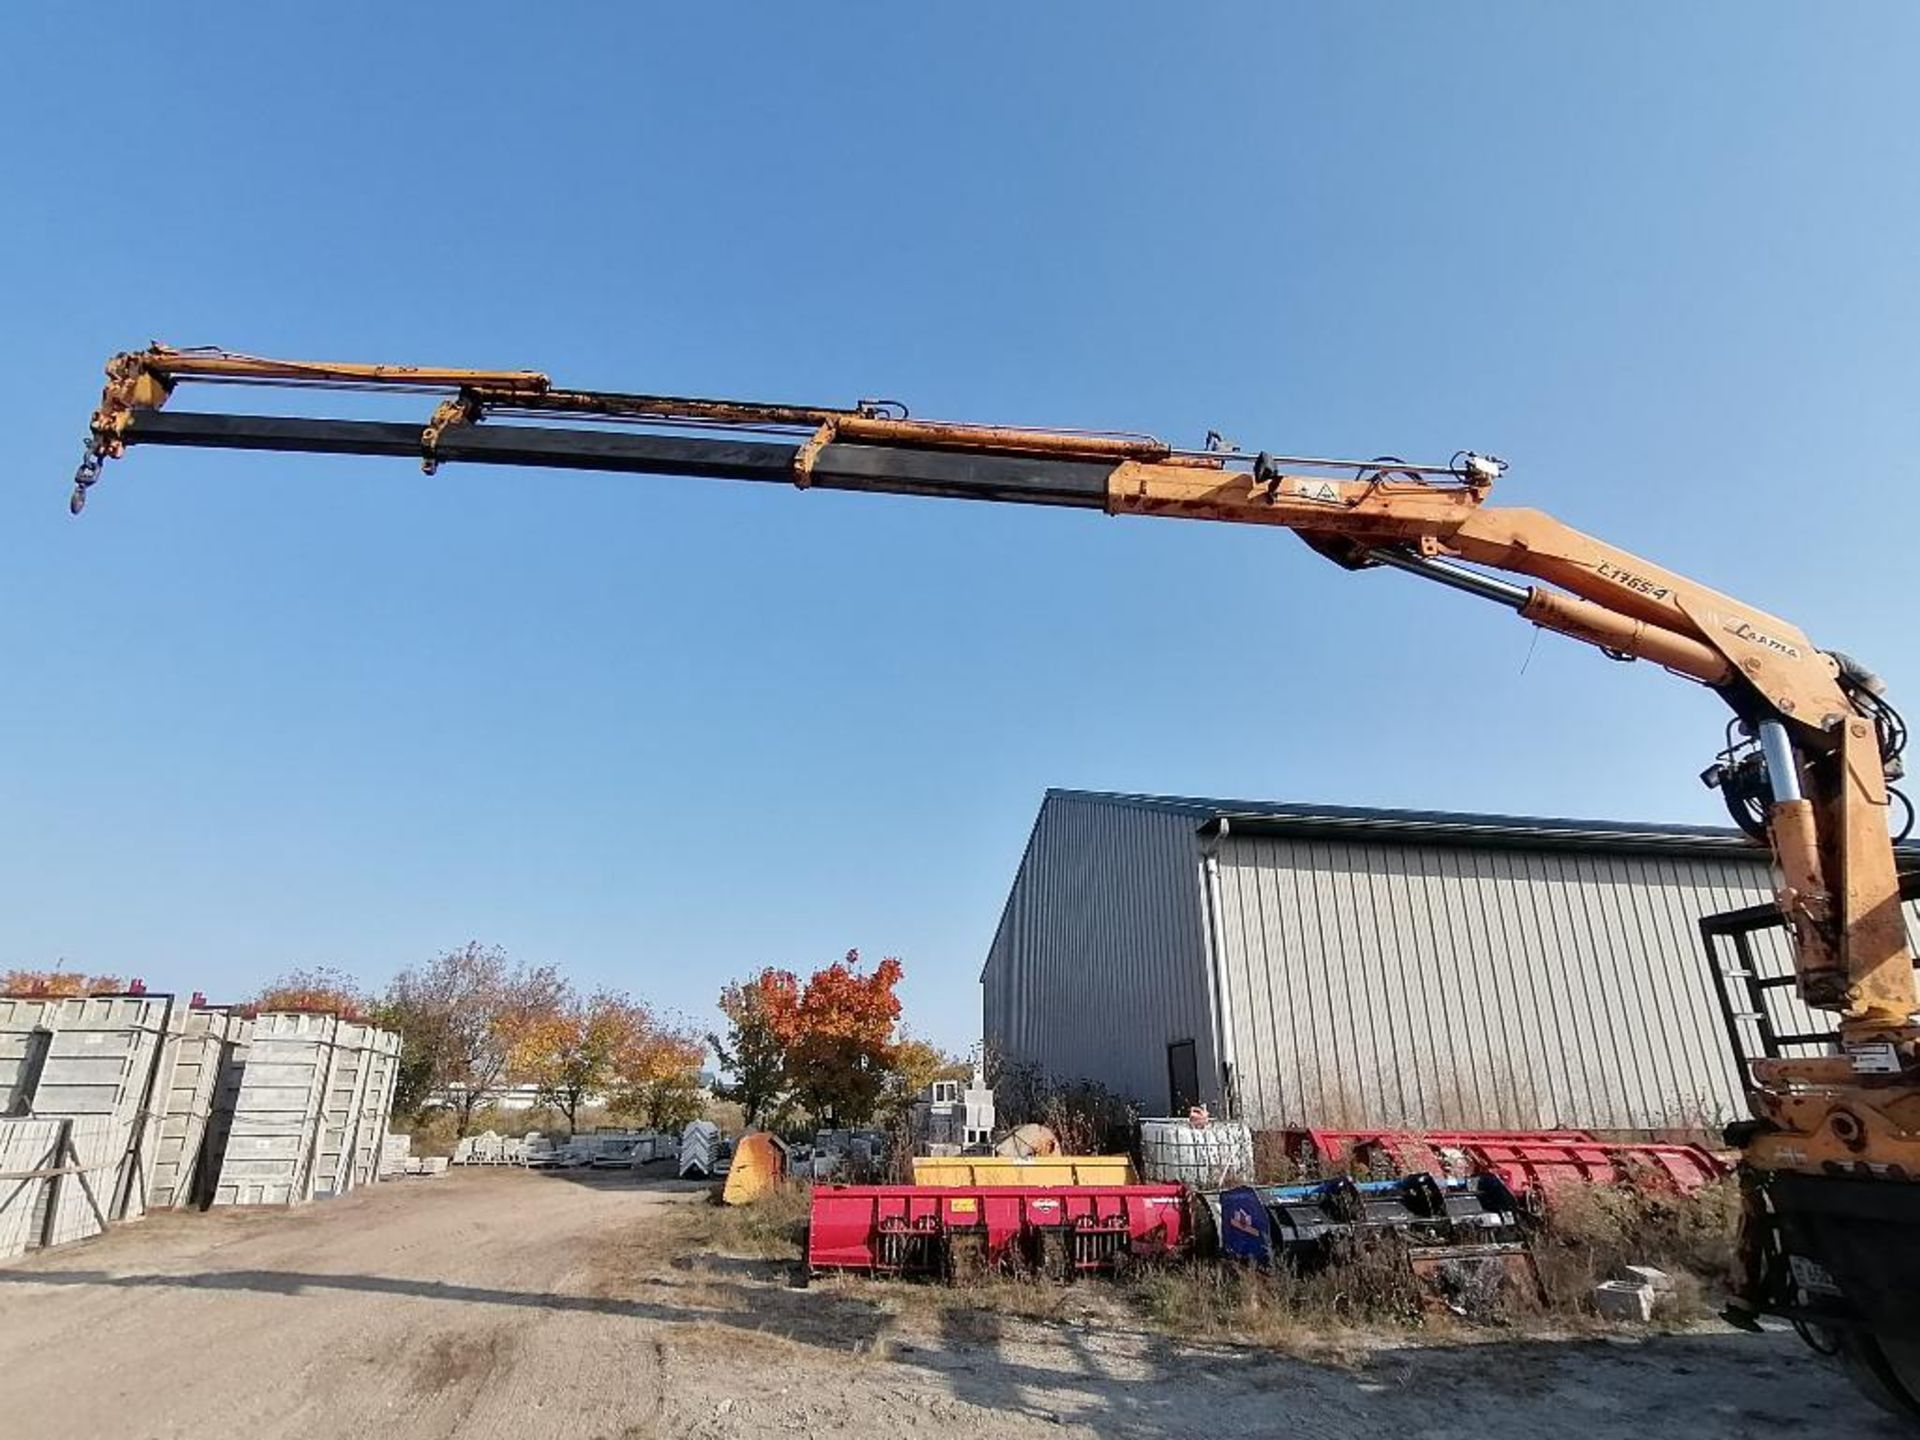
left=209, top=1012, right=402, bottom=1208
left=0, top=1113, right=124, bottom=1260
left=0, top=994, right=175, bottom=1225
left=0, top=993, right=406, bottom=1256
left=0, top=1119, right=75, bottom=1259
left=199, top=1020, right=253, bottom=1199
left=148, top=1006, right=252, bottom=1210
left=1593, top=1265, right=1674, bottom=1322
left=311, top=1020, right=402, bottom=1198
left=40, top=1115, right=119, bottom=1246
left=456, top=1130, right=534, bottom=1165
left=211, top=1011, right=341, bottom=1205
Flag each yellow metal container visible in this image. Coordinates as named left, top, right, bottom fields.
left=721, top=1132, right=787, bottom=1205
left=911, top=1155, right=1138, bottom=1187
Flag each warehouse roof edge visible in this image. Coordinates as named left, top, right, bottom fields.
left=1043, top=787, right=1920, bottom=864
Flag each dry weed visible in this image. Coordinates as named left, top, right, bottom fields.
left=1530, top=1177, right=1738, bottom=1323
left=699, top=1180, right=814, bottom=1261
left=1122, top=1240, right=1426, bottom=1346
left=1250, top=1131, right=1304, bottom=1183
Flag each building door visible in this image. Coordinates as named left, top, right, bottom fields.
left=1166, top=1039, right=1200, bottom=1114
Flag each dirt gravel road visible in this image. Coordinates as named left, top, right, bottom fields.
left=0, top=1168, right=1899, bottom=1438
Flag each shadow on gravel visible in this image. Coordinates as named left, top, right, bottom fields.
left=0, top=1264, right=1886, bottom=1437
left=908, top=1307, right=1889, bottom=1437
left=484, top=1161, right=713, bottom=1196
left=0, top=1263, right=885, bottom=1343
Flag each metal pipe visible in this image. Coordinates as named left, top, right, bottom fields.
left=1520, top=590, right=1733, bottom=686
left=1758, top=720, right=1804, bottom=804
left=1167, top=448, right=1466, bottom=475
left=1200, top=823, right=1239, bottom=1117
left=118, top=411, right=1120, bottom=509
left=1368, top=548, right=1531, bottom=610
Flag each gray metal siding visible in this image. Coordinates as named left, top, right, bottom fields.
left=1212, top=832, right=1790, bottom=1130
left=982, top=793, right=1216, bottom=1111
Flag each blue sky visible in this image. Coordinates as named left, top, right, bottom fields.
left=2, top=6, right=1915, bottom=1049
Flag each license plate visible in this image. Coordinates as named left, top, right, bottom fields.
left=1789, top=1254, right=1842, bottom=1296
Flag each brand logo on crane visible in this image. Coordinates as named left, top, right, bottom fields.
left=1725, top=620, right=1804, bottom=661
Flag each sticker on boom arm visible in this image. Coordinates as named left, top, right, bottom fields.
left=1850, top=1041, right=1901, bottom=1075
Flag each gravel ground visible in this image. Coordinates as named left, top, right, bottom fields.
left=0, top=1167, right=1899, bottom=1438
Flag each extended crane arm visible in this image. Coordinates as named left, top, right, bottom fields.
left=72, top=346, right=1916, bottom=1044
left=64, top=343, right=1920, bottom=1403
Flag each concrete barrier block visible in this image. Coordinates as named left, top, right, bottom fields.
left=1619, top=1264, right=1674, bottom=1294
left=1593, top=1280, right=1656, bottom=1322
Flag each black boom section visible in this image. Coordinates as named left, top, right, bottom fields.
left=122, top=411, right=1116, bottom=510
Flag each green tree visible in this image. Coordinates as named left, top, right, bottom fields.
left=708, top=970, right=790, bottom=1126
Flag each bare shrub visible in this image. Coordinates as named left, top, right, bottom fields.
left=986, top=1054, right=1137, bottom=1154
left=477, top=1103, right=571, bottom=1137
left=1251, top=1130, right=1305, bottom=1183
left=391, top=1109, right=459, bottom=1157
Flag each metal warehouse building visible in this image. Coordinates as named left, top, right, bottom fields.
left=981, top=788, right=1873, bottom=1134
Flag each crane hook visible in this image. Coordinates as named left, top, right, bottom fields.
left=70, top=440, right=105, bottom=515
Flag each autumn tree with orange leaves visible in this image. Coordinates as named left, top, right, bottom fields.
left=514, top=987, right=651, bottom=1135
left=253, top=965, right=369, bottom=1017
left=511, top=984, right=709, bottom=1135
left=887, top=1034, right=970, bottom=1107
left=1, top=970, right=128, bottom=998
left=615, top=1022, right=707, bottom=1133
left=757, top=950, right=904, bottom=1127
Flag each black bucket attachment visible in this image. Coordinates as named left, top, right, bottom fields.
left=1213, top=1172, right=1540, bottom=1316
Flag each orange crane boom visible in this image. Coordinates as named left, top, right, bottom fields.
left=71, top=344, right=1920, bottom=1410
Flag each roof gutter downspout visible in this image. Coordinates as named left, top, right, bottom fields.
left=1200, top=819, right=1239, bottom=1118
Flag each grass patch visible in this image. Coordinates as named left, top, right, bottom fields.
left=1117, top=1236, right=1437, bottom=1353
left=701, top=1179, right=814, bottom=1260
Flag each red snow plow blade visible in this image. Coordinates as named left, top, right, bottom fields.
left=1283, top=1128, right=1729, bottom=1201
left=807, top=1183, right=1187, bottom=1279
